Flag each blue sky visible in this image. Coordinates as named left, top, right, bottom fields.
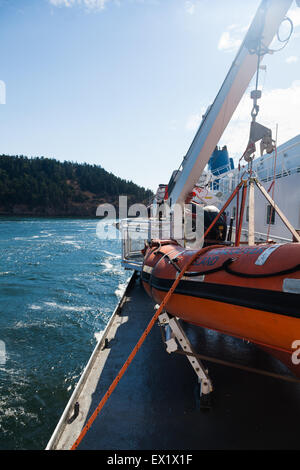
left=1, top=0, right=300, bottom=190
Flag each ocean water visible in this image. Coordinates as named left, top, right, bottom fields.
left=0, top=217, right=130, bottom=450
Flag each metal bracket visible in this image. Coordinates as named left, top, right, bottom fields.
left=67, top=402, right=80, bottom=424
left=158, top=312, right=213, bottom=398
left=243, top=121, right=275, bottom=161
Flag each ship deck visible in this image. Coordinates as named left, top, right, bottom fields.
left=47, top=272, right=300, bottom=450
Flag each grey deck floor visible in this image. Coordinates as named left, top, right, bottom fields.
left=52, top=275, right=300, bottom=450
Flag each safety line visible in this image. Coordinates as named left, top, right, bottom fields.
left=70, top=181, right=243, bottom=450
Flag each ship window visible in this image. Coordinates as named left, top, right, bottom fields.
left=246, top=206, right=249, bottom=222
left=266, top=205, right=275, bottom=225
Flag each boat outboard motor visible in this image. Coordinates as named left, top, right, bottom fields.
left=203, top=205, right=227, bottom=244
left=190, top=203, right=227, bottom=244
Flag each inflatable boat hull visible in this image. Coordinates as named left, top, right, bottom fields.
left=142, top=242, right=300, bottom=376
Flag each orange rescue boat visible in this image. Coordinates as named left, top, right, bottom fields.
left=142, top=240, right=300, bottom=377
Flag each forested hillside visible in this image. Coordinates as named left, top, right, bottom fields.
left=0, top=155, right=153, bottom=217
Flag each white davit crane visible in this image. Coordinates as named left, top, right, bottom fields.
left=167, top=0, right=294, bottom=209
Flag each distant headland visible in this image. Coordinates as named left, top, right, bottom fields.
left=0, top=155, right=153, bottom=217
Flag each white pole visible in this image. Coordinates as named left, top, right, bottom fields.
left=248, top=179, right=255, bottom=245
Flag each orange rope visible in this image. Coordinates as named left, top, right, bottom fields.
left=70, top=181, right=243, bottom=450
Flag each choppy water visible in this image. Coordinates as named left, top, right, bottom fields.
left=0, top=217, right=130, bottom=450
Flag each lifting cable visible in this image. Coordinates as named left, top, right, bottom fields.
left=69, top=181, right=243, bottom=450
left=267, top=126, right=278, bottom=241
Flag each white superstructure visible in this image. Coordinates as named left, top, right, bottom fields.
left=209, top=134, right=300, bottom=242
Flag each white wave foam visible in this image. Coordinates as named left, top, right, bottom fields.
left=102, top=250, right=121, bottom=259
left=29, top=304, right=41, bottom=310
left=14, top=319, right=58, bottom=329
left=14, top=235, right=42, bottom=240
left=115, top=282, right=127, bottom=298
left=101, top=259, right=113, bottom=272
left=94, top=330, right=105, bottom=342
left=101, top=253, right=123, bottom=275
left=44, top=302, right=92, bottom=312
left=60, top=240, right=81, bottom=249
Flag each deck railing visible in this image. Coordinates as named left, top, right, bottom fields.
left=120, top=218, right=172, bottom=271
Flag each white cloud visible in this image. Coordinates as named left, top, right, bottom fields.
left=84, top=0, right=109, bottom=8
left=289, top=7, right=300, bottom=28
left=218, top=31, right=241, bottom=53
left=218, top=23, right=249, bottom=53
left=219, top=81, right=300, bottom=162
left=185, top=112, right=202, bottom=131
left=218, top=6, right=300, bottom=54
left=286, top=55, right=298, bottom=64
left=49, top=0, right=110, bottom=10
left=49, top=0, right=159, bottom=8
left=49, top=0, right=73, bottom=5
left=185, top=1, right=195, bottom=15
left=185, top=105, right=216, bottom=132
